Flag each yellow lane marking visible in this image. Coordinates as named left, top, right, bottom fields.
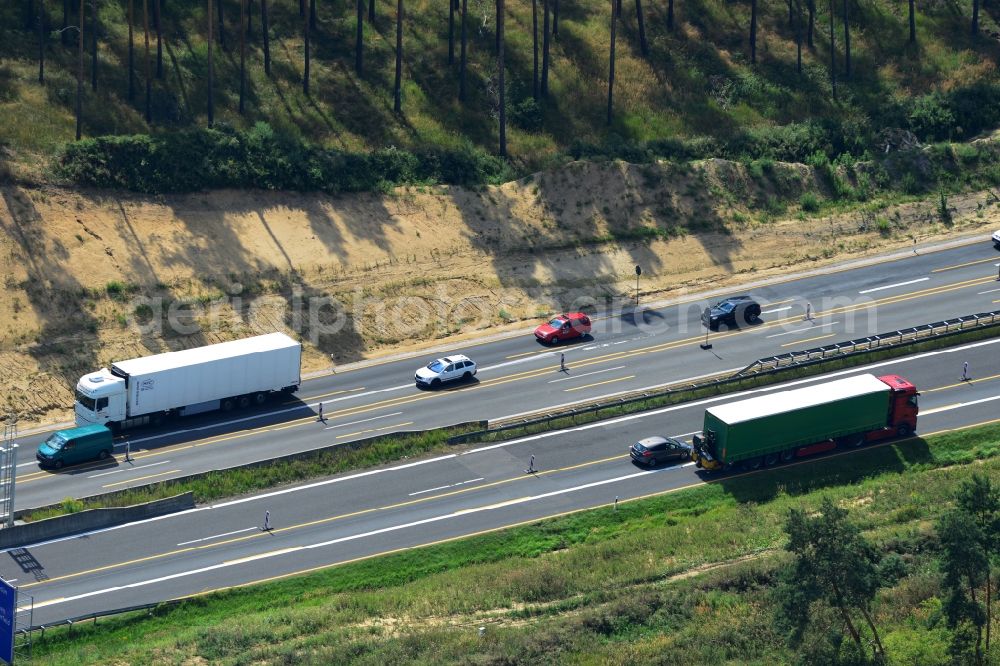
left=563, top=375, right=637, bottom=392
left=18, top=272, right=997, bottom=487
left=335, top=422, right=414, bottom=440
left=505, top=350, right=543, bottom=359
left=920, top=403, right=962, bottom=416
left=169, top=413, right=1000, bottom=605
left=102, top=470, right=180, bottom=489
left=324, top=236, right=984, bottom=375
left=224, top=547, right=301, bottom=566
left=781, top=333, right=835, bottom=348
left=924, top=372, right=1000, bottom=392
left=932, top=257, right=998, bottom=272
left=19, top=452, right=628, bottom=590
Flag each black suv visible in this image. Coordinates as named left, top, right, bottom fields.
left=702, top=295, right=762, bottom=329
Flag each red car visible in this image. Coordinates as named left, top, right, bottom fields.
left=534, top=313, right=592, bottom=344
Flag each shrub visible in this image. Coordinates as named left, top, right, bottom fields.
left=799, top=192, right=820, bottom=212
left=56, top=124, right=512, bottom=194
left=908, top=93, right=955, bottom=142
left=510, top=98, right=543, bottom=132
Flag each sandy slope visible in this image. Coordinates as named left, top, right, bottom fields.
left=0, top=159, right=996, bottom=425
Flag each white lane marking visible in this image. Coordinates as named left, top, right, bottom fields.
left=977, top=287, right=1000, bottom=295
left=26, top=469, right=663, bottom=611
left=13, top=335, right=1000, bottom=555
left=858, top=277, right=929, bottom=294
left=408, top=477, right=485, bottom=496
left=920, top=393, right=1000, bottom=416
left=87, top=460, right=171, bottom=478
left=547, top=366, right=627, bottom=384
left=765, top=322, right=839, bottom=338
left=762, top=306, right=792, bottom=314
left=177, top=527, right=259, bottom=546
left=613, top=340, right=629, bottom=345
left=324, top=412, right=404, bottom=431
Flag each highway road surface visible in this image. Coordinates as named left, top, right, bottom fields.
left=10, top=235, right=1000, bottom=511
left=5, top=337, right=1000, bottom=626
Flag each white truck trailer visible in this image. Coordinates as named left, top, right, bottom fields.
left=74, top=333, right=302, bottom=430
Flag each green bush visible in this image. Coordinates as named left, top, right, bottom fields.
left=799, top=192, right=820, bottom=212
left=510, top=98, right=544, bottom=132
left=908, top=93, right=955, bottom=142
left=56, top=123, right=512, bottom=194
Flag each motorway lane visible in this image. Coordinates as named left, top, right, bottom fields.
left=10, top=238, right=1000, bottom=510
left=7, top=337, right=1000, bottom=625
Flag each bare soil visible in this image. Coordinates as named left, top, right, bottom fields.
left=0, top=159, right=997, bottom=426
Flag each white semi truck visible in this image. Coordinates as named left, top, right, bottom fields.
left=74, top=333, right=302, bottom=430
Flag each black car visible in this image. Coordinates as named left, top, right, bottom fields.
left=701, top=295, right=762, bottom=329
left=629, top=436, right=692, bottom=467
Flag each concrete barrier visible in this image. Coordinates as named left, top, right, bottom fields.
left=0, top=492, right=195, bottom=549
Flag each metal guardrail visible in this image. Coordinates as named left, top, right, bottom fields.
left=25, top=599, right=182, bottom=637
left=736, top=310, right=1000, bottom=376
left=450, top=309, right=1000, bottom=444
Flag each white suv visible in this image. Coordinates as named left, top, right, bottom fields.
left=993, top=229, right=1000, bottom=248
left=415, top=354, right=477, bottom=388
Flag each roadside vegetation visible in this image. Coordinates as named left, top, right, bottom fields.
left=28, top=420, right=1000, bottom=664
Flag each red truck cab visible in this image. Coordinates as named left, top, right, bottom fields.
left=870, top=374, right=919, bottom=441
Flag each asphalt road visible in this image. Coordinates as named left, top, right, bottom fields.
left=9, top=236, right=1000, bottom=514
left=5, top=335, right=1000, bottom=626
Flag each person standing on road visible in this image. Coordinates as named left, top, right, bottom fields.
left=962, top=361, right=970, bottom=381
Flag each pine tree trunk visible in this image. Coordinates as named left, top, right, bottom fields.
left=829, top=0, right=836, bottom=99
left=128, top=0, right=134, bottom=100
left=262, top=0, right=270, bottom=74
left=37, top=0, right=45, bottom=83
left=859, top=606, right=885, bottom=661
left=155, top=0, right=162, bottom=79
left=369, top=0, right=375, bottom=24
left=635, top=0, right=648, bottom=55
left=842, top=0, right=850, bottom=79
left=750, top=0, right=757, bottom=64
left=667, top=0, right=674, bottom=30
left=76, top=0, right=83, bottom=139
left=607, top=0, right=616, bottom=125
left=541, top=0, right=550, bottom=96
left=217, top=0, right=226, bottom=50
left=143, top=0, right=151, bottom=121
left=302, top=0, right=309, bottom=94
left=807, top=0, right=814, bottom=46
left=394, top=0, right=403, bottom=111
left=356, top=0, right=363, bottom=73
left=310, top=0, right=316, bottom=29
left=531, top=0, right=538, bottom=98
left=972, top=0, right=979, bottom=35
left=459, top=0, right=468, bottom=100
left=498, top=0, right=506, bottom=155
left=795, top=0, right=801, bottom=72
left=908, top=0, right=915, bottom=43
left=239, top=0, right=245, bottom=112
left=207, top=0, right=214, bottom=125
left=90, top=0, right=97, bottom=91
left=448, top=0, right=455, bottom=64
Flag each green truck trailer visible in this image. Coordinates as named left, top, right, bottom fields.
left=691, top=373, right=919, bottom=471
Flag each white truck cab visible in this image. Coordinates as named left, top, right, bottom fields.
left=74, top=369, right=128, bottom=426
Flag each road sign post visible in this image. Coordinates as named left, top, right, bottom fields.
left=634, top=265, right=641, bottom=306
